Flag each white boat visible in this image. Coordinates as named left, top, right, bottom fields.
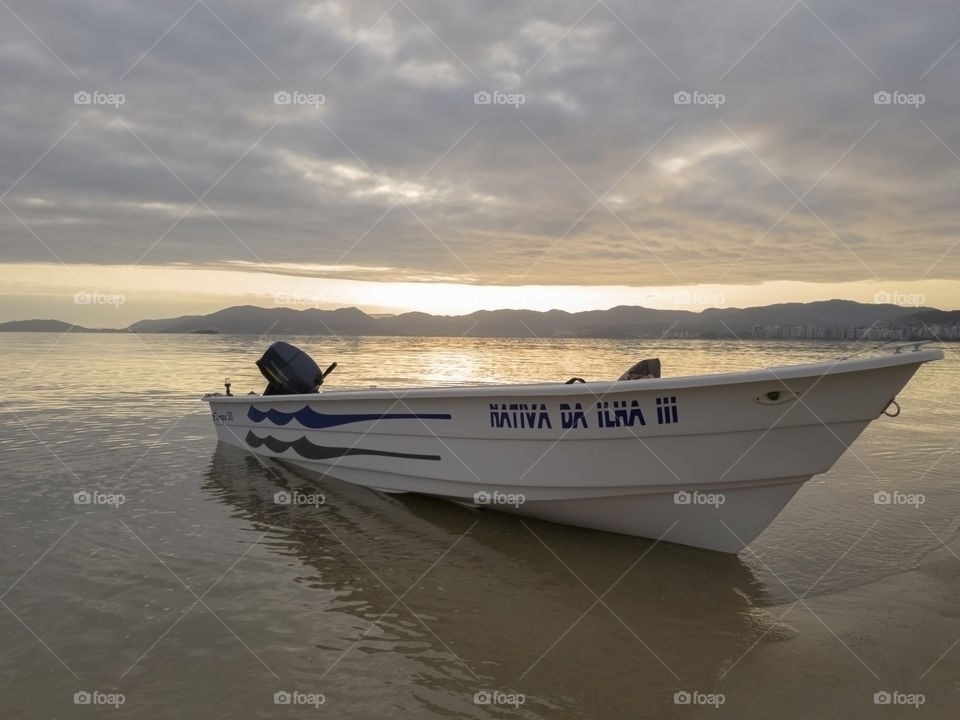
left=204, top=341, right=942, bottom=553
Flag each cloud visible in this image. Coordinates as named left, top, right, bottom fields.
left=0, top=0, right=958, bottom=291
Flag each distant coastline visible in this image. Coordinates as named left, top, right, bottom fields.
left=3, top=300, right=959, bottom=341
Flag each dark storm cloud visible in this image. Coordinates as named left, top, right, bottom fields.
left=1, top=0, right=959, bottom=285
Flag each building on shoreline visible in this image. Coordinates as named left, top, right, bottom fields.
left=751, top=324, right=960, bottom=341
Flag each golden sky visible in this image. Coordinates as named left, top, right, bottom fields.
left=2, top=263, right=956, bottom=327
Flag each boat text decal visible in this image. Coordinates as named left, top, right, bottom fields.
left=248, top=405, right=452, bottom=429
left=245, top=431, right=442, bottom=461
left=656, top=396, right=679, bottom=424
left=489, top=396, right=679, bottom=430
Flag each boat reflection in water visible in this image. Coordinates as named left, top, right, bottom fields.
left=202, top=445, right=790, bottom=717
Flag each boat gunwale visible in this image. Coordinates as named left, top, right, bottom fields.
left=201, top=347, right=944, bottom=404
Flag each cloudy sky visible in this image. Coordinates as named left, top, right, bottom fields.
left=2, top=0, right=959, bottom=326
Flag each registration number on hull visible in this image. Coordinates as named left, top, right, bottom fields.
left=211, top=410, right=235, bottom=425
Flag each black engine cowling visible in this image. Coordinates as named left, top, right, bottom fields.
left=256, top=341, right=324, bottom=395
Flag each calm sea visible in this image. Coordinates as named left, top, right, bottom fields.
left=1, top=334, right=958, bottom=718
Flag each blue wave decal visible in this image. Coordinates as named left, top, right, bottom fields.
left=245, top=431, right=441, bottom=462
left=248, top=405, right=451, bottom=429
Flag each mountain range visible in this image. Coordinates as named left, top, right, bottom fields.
left=2, top=300, right=958, bottom=338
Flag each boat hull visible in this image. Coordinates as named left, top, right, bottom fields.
left=205, top=348, right=941, bottom=552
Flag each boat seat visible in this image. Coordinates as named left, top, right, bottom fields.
left=618, top=358, right=661, bottom=380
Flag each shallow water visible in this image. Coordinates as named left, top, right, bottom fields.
left=1, top=334, right=958, bottom=718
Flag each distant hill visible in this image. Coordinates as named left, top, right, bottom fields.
left=128, top=305, right=385, bottom=335
left=693, top=300, right=917, bottom=332
left=3, top=300, right=954, bottom=338
left=124, top=300, right=936, bottom=337
left=882, top=309, right=960, bottom=327
left=0, top=319, right=121, bottom=333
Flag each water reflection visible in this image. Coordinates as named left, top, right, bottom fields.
left=202, top=445, right=788, bottom=717
left=2, top=333, right=955, bottom=717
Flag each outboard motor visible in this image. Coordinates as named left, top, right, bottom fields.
left=618, top=358, right=661, bottom=380
left=256, top=341, right=333, bottom=395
